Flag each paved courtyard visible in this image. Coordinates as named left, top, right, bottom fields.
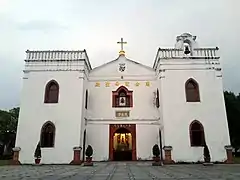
left=1, top=162, right=240, bottom=180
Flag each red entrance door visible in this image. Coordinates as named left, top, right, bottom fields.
left=109, top=124, right=136, bottom=161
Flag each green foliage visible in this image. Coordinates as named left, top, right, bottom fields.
left=224, top=91, right=240, bottom=150
left=234, top=157, right=240, bottom=164
left=0, top=160, right=11, bottom=166
left=85, top=145, right=93, bottom=157
left=152, top=144, right=160, bottom=157
left=34, top=142, right=41, bottom=158
left=0, top=107, right=19, bottom=156
left=0, top=107, right=19, bottom=135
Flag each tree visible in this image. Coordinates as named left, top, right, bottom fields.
left=85, top=145, right=93, bottom=157
left=152, top=144, right=160, bottom=157
left=0, top=107, right=19, bottom=157
left=224, top=91, right=240, bottom=155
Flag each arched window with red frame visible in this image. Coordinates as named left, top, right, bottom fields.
left=44, top=80, right=59, bottom=103
left=112, top=86, right=133, bottom=107
left=185, top=78, right=200, bottom=102
left=189, top=120, right=205, bottom=147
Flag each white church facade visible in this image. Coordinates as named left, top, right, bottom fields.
left=14, top=33, right=232, bottom=164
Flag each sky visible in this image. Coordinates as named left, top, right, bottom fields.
left=0, top=0, right=239, bottom=109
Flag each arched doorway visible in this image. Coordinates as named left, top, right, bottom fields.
left=113, top=128, right=132, bottom=161
left=109, top=124, right=136, bottom=161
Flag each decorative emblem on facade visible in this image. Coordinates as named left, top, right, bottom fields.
left=105, top=82, right=110, bottom=87
left=135, top=82, right=140, bottom=86
left=115, top=81, right=120, bottom=86
left=119, top=63, right=126, bottom=72
left=94, top=81, right=151, bottom=87
left=95, top=82, right=100, bottom=87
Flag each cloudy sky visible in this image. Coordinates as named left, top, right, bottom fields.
left=0, top=0, right=239, bottom=109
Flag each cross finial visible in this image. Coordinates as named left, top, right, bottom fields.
left=117, top=38, right=127, bottom=55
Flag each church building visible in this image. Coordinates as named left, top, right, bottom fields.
left=15, top=33, right=232, bottom=164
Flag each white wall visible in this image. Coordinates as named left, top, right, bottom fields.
left=86, top=123, right=160, bottom=161
left=136, top=124, right=159, bottom=160
left=87, top=56, right=159, bottom=121
left=16, top=71, right=85, bottom=164
left=86, top=124, right=109, bottom=161
left=159, top=67, right=230, bottom=162
left=87, top=80, right=159, bottom=120
left=84, top=56, right=162, bottom=161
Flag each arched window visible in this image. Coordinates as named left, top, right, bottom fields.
left=185, top=78, right=200, bottom=102
left=40, top=121, right=55, bottom=148
left=112, top=86, right=133, bottom=107
left=44, top=80, right=59, bottom=103
left=189, top=120, right=205, bottom=147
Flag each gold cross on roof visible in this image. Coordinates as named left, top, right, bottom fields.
left=117, top=38, right=127, bottom=55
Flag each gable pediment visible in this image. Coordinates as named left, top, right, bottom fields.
left=89, top=55, right=155, bottom=77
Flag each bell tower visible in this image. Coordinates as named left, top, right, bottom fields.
left=175, top=33, right=198, bottom=56
left=153, top=33, right=231, bottom=163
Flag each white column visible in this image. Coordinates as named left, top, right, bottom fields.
left=160, top=51, right=163, bottom=58
left=196, top=50, right=199, bottom=56
left=58, top=52, right=61, bottom=60
left=213, top=50, right=216, bottom=57
left=67, top=52, right=71, bottom=60
left=61, top=52, right=63, bottom=60
left=44, top=52, right=47, bottom=60
left=47, top=51, right=50, bottom=60
left=46, top=52, right=49, bottom=60
left=33, top=52, right=35, bottom=60
left=206, top=49, right=210, bottom=58
left=68, top=52, right=71, bottom=60
left=63, top=52, right=66, bottom=60
left=66, top=51, right=68, bottom=60
left=210, top=50, right=213, bottom=58
left=26, top=52, right=30, bottom=60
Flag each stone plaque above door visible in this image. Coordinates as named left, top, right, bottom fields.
left=115, top=111, right=130, bottom=118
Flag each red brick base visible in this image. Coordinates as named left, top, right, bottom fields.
left=11, top=147, right=21, bottom=165
left=70, top=147, right=82, bottom=165
left=224, top=145, right=233, bottom=164
left=163, top=146, right=175, bottom=164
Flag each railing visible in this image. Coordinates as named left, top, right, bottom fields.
left=25, top=50, right=86, bottom=61
left=158, top=47, right=219, bottom=59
